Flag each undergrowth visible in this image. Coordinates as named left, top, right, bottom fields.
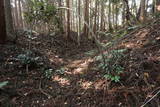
left=95, top=49, right=126, bottom=82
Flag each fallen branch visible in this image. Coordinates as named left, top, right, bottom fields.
left=39, top=80, right=52, bottom=99
left=141, top=88, right=160, bottom=107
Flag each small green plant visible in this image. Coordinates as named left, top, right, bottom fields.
left=96, top=49, right=126, bottom=82
left=44, top=69, right=54, bottom=79
left=0, top=81, right=8, bottom=88
left=43, top=67, right=66, bottom=79
left=16, top=50, right=40, bottom=67
left=55, top=67, right=66, bottom=75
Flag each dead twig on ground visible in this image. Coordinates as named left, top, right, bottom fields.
left=141, top=88, right=160, bottom=107
left=39, top=80, right=52, bottom=99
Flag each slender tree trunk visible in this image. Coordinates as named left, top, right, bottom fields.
left=97, top=1, right=100, bottom=32
left=122, top=2, right=126, bottom=26
left=108, top=0, right=113, bottom=31
left=124, top=0, right=132, bottom=26
left=152, top=0, right=156, bottom=14
left=89, top=0, right=93, bottom=38
left=139, top=0, right=146, bottom=22
left=58, top=0, right=64, bottom=32
left=18, top=0, right=23, bottom=29
left=77, top=0, right=81, bottom=45
left=115, top=4, right=118, bottom=30
left=93, top=0, right=98, bottom=34
left=66, top=0, right=70, bottom=39
left=100, top=0, right=105, bottom=31
left=83, top=0, right=89, bottom=37
left=0, top=0, right=7, bottom=44
left=15, top=0, right=19, bottom=29
left=70, top=0, right=73, bottom=30
left=112, top=4, right=115, bottom=30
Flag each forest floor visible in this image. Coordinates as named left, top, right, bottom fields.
left=0, top=19, right=160, bottom=107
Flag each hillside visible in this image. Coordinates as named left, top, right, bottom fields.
left=0, top=19, right=160, bottom=106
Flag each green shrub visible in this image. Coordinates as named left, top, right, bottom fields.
left=16, top=50, right=40, bottom=67
left=42, top=67, right=66, bottom=79
left=95, top=49, right=126, bottom=82
left=44, top=69, right=54, bottom=79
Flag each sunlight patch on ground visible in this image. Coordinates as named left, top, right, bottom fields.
left=67, top=60, right=84, bottom=68
left=123, top=43, right=136, bottom=48
left=46, top=51, right=64, bottom=65
left=134, top=29, right=149, bottom=38
left=121, top=29, right=150, bottom=49
left=73, top=67, right=87, bottom=75
left=66, top=58, right=93, bottom=75
left=52, top=75, right=70, bottom=86
left=138, top=30, right=149, bottom=38
left=80, top=81, right=93, bottom=89
left=94, top=80, right=106, bottom=90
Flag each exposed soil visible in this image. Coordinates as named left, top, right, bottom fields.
left=0, top=19, right=160, bottom=107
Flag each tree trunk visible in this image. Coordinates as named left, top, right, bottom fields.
left=14, top=0, right=19, bottom=29
left=83, top=0, right=89, bottom=37
left=124, top=0, right=132, bottom=26
left=115, top=4, right=118, bottom=30
left=0, top=0, right=7, bottom=44
left=100, top=0, right=105, bottom=31
left=139, top=0, right=146, bottom=22
left=94, top=0, right=98, bottom=34
left=18, top=0, right=23, bottom=29
left=108, top=0, right=113, bottom=31
left=4, top=0, right=17, bottom=42
left=66, top=0, right=70, bottom=39
left=112, top=4, right=115, bottom=29
left=77, top=0, right=81, bottom=45
left=58, top=0, right=64, bottom=32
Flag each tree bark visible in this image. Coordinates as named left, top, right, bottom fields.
left=108, top=0, right=113, bottom=31
left=14, top=0, right=19, bottom=28
left=94, top=0, right=98, bottom=34
left=77, top=0, right=81, bottom=45
left=100, top=0, right=105, bottom=31
left=0, top=0, right=7, bottom=44
left=83, top=0, right=89, bottom=37
left=58, top=0, right=64, bottom=32
left=66, top=0, right=70, bottom=39
left=123, top=0, right=132, bottom=26
left=139, top=0, right=146, bottom=22
left=4, top=0, right=17, bottom=42
left=18, top=0, right=23, bottom=28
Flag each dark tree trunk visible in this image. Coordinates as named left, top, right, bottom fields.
left=83, top=0, right=89, bottom=37
left=66, top=0, right=70, bottom=39
left=123, top=0, right=131, bottom=26
left=0, top=0, right=7, bottom=44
